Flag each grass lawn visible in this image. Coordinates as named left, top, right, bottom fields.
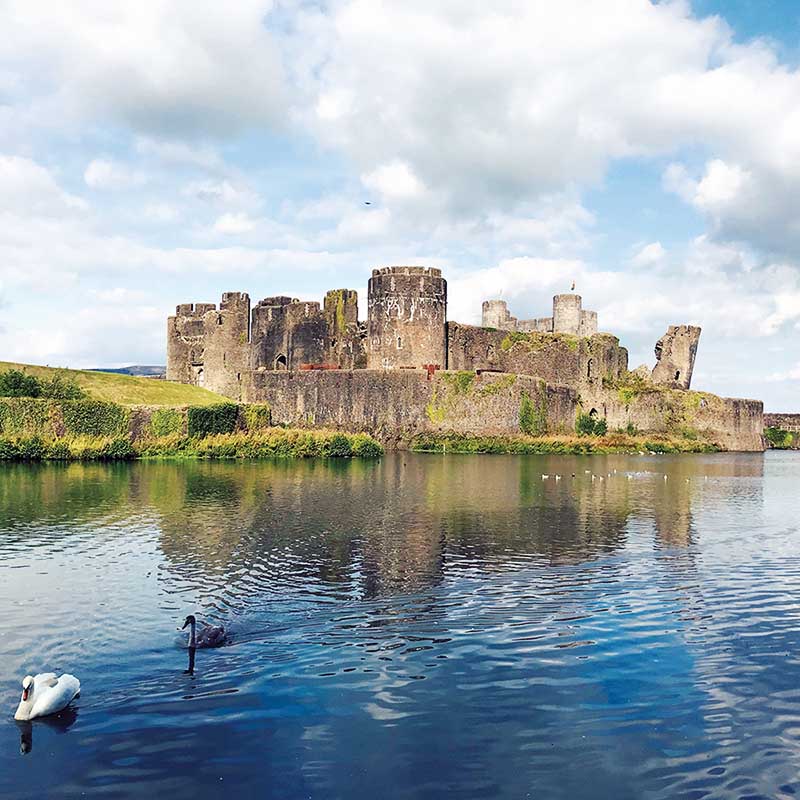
left=0, top=362, right=225, bottom=406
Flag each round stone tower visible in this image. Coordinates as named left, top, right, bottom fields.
left=552, top=294, right=582, bottom=335
left=367, top=266, right=447, bottom=369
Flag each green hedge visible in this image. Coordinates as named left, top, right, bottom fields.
left=0, top=398, right=59, bottom=437
left=0, top=435, right=136, bottom=461
left=187, top=403, right=239, bottom=437
left=241, top=403, right=272, bottom=431
left=148, top=408, right=184, bottom=437
left=0, top=429, right=383, bottom=461
left=61, top=401, right=130, bottom=437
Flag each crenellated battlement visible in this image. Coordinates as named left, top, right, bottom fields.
left=371, top=266, right=442, bottom=277
left=175, top=302, right=217, bottom=317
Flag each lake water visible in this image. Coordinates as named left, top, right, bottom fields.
left=1, top=452, right=799, bottom=799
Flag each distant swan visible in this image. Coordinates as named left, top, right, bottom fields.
left=14, top=673, right=80, bottom=721
left=182, top=615, right=226, bottom=649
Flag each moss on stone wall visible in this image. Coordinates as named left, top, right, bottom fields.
left=476, top=374, right=517, bottom=396
left=519, top=390, right=547, bottom=435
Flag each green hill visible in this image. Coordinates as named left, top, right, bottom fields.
left=0, top=362, right=225, bottom=406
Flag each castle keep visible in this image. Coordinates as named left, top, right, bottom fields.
left=167, top=265, right=765, bottom=451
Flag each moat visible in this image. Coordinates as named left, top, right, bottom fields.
left=2, top=452, right=799, bottom=799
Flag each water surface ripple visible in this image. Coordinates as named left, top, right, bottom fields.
left=1, top=452, right=799, bottom=799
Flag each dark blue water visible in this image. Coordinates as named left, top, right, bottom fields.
left=1, top=452, right=799, bottom=799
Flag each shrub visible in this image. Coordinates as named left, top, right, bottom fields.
left=38, top=372, right=86, bottom=400
left=0, top=436, right=20, bottom=459
left=18, top=436, right=46, bottom=460
left=187, top=403, right=239, bottom=437
left=45, top=440, right=71, bottom=460
left=324, top=433, right=353, bottom=458
left=242, top=404, right=272, bottom=431
left=351, top=433, right=384, bottom=458
left=765, top=426, right=794, bottom=449
left=0, top=369, right=41, bottom=398
left=576, top=412, right=608, bottom=437
left=576, top=412, right=595, bottom=436
left=101, top=436, right=136, bottom=460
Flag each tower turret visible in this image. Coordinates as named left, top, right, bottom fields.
left=367, top=267, right=447, bottom=369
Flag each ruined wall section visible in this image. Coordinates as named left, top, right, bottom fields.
left=652, top=325, right=701, bottom=390
left=446, top=323, right=628, bottom=391
left=482, top=300, right=517, bottom=330
left=518, top=318, right=553, bottom=333
left=324, top=289, right=367, bottom=369
left=251, top=297, right=329, bottom=371
left=167, top=304, right=210, bottom=385
left=201, top=292, right=251, bottom=399
left=244, top=369, right=577, bottom=443
left=581, top=386, right=764, bottom=452
left=367, top=267, right=447, bottom=369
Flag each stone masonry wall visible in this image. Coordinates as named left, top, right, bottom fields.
left=652, top=325, right=701, bottom=390
left=243, top=369, right=577, bottom=444
left=581, top=387, right=764, bottom=451
left=446, top=323, right=628, bottom=391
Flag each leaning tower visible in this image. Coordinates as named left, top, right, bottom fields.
left=367, top=266, right=447, bottom=369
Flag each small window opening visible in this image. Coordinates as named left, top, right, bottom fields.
left=397, top=336, right=403, bottom=349
left=674, top=370, right=681, bottom=381
left=587, top=358, right=594, bottom=379
left=217, top=315, right=223, bottom=325
left=275, top=354, right=287, bottom=370
left=589, top=407, right=598, bottom=419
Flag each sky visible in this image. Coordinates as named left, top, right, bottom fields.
left=1, top=0, right=799, bottom=410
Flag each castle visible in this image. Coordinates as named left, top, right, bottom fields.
left=166, top=265, right=763, bottom=450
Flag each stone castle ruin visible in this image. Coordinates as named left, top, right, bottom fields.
left=482, top=295, right=597, bottom=337
left=167, top=265, right=764, bottom=450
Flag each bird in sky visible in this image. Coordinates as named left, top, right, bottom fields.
left=571, top=280, right=576, bottom=291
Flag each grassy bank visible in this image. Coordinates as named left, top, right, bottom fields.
left=0, top=429, right=383, bottom=461
left=0, top=361, right=223, bottom=406
left=409, top=432, right=720, bottom=455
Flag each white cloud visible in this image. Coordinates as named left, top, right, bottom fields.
left=144, top=203, right=181, bottom=223
left=213, top=212, right=258, bottom=235
left=0, top=1, right=287, bottom=138
left=362, top=161, right=425, bottom=201
left=631, top=241, right=666, bottom=269
left=0, top=155, right=86, bottom=215
left=84, top=158, right=146, bottom=189
left=289, top=0, right=800, bottom=260
left=767, top=363, right=800, bottom=382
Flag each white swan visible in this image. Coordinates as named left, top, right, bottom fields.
left=14, top=673, right=80, bottom=721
